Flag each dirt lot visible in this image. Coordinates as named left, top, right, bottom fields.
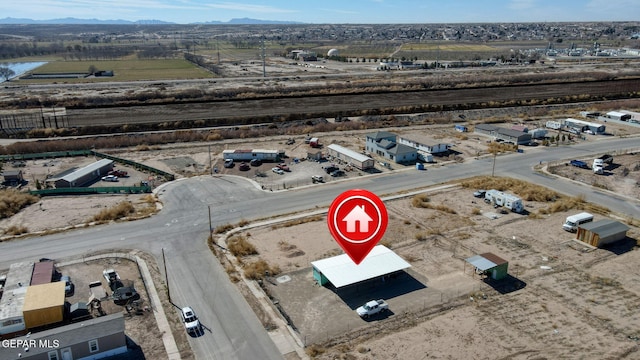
left=547, top=153, right=640, bottom=200
left=238, top=184, right=640, bottom=359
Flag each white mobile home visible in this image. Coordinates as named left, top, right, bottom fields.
left=564, top=118, right=606, bottom=134
left=222, top=149, right=281, bottom=162
left=326, top=144, right=375, bottom=170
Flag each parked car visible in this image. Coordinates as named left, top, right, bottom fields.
left=330, top=170, right=345, bottom=177
left=286, top=138, right=295, bottom=145
left=181, top=307, right=201, bottom=333
left=473, top=190, right=486, bottom=198
left=60, top=275, right=74, bottom=296
left=311, top=175, right=324, bottom=183
left=101, top=175, right=119, bottom=182
left=239, top=162, right=250, bottom=171
left=250, top=159, right=262, bottom=166
left=223, top=159, right=234, bottom=168
left=272, top=167, right=285, bottom=175
left=324, top=166, right=338, bottom=174
left=277, top=163, right=290, bottom=172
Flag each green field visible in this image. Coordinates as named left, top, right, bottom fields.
left=19, top=59, right=213, bottom=83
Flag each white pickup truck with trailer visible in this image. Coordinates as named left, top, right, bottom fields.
left=484, top=190, right=524, bottom=213
left=562, top=212, right=594, bottom=232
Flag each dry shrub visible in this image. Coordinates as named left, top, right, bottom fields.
left=538, top=194, right=609, bottom=215
left=487, top=142, right=517, bottom=154
left=90, top=201, right=135, bottom=222
left=471, top=207, right=481, bottom=215
left=237, top=219, right=250, bottom=227
left=207, top=131, right=224, bottom=141
left=286, top=249, right=305, bottom=258
left=135, top=144, right=151, bottom=151
left=306, top=344, right=327, bottom=357
left=0, top=189, right=39, bottom=219
left=5, top=225, right=28, bottom=235
left=411, top=194, right=456, bottom=214
left=278, top=241, right=296, bottom=251
left=271, top=215, right=324, bottom=229
left=243, top=259, right=280, bottom=280
left=227, top=235, right=258, bottom=257
left=412, top=194, right=430, bottom=208
left=415, top=232, right=427, bottom=241
left=141, top=194, right=156, bottom=204
left=460, top=176, right=558, bottom=202
left=214, top=223, right=234, bottom=234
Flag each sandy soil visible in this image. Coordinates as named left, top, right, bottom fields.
left=239, top=185, right=640, bottom=360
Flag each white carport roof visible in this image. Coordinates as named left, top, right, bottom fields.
left=311, top=245, right=411, bottom=288
left=466, top=255, right=497, bottom=271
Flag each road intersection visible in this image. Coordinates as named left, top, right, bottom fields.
left=0, top=137, right=638, bottom=359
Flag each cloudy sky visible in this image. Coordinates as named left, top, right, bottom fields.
left=2, top=0, right=638, bottom=23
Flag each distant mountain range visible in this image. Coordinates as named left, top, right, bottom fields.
left=0, top=17, right=303, bottom=25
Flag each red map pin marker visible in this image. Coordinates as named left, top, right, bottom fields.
left=327, top=189, right=388, bottom=265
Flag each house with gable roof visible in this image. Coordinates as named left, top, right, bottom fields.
left=365, top=131, right=418, bottom=164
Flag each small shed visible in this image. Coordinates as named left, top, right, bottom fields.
left=22, top=282, right=65, bottom=329
left=576, top=219, right=629, bottom=247
left=68, top=302, right=91, bottom=321
left=1, top=169, right=24, bottom=184
left=465, top=253, right=509, bottom=280
left=307, top=150, right=323, bottom=161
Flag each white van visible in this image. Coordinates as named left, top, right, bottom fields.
left=563, top=212, right=594, bottom=232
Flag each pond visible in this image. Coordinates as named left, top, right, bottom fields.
left=0, top=61, right=47, bottom=83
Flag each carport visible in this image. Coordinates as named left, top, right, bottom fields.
left=311, top=245, right=411, bottom=288
left=465, top=252, right=509, bottom=280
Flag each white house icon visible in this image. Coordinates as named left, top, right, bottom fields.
left=342, top=205, right=373, bottom=233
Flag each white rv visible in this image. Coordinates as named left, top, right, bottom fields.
left=562, top=212, right=594, bottom=232
left=484, top=189, right=524, bottom=213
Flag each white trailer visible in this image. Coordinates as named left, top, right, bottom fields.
left=223, top=149, right=280, bottom=162
left=484, top=190, right=524, bottom=213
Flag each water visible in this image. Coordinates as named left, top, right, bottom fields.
left=0, top=61, right=47, bottom=83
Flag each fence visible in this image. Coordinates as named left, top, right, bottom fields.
left=1, top=149, right=175, bottom=181
left=29, top=186, right=152, bottom=196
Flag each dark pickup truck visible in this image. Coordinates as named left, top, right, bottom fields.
left=570, top=160, right=588, bottom=169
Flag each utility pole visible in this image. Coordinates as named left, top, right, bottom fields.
left=162, top=248, right=170, bottom=303
left=491, top=152, right=497, bottom=177
left=262, top=36, right=266, bottom=78
left=208, top=144, right=212, bottom=175
left=208, top=205, right=212, bottom=233
left=217, top=39, right=220, bottom=64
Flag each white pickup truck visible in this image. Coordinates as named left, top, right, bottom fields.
left=356, top=299, right=389, bottom=318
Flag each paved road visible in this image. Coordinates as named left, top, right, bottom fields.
left=0, top=137, right=638, bottom=359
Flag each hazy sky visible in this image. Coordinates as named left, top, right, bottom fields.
left=2, top=0, right=639, bottom=23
